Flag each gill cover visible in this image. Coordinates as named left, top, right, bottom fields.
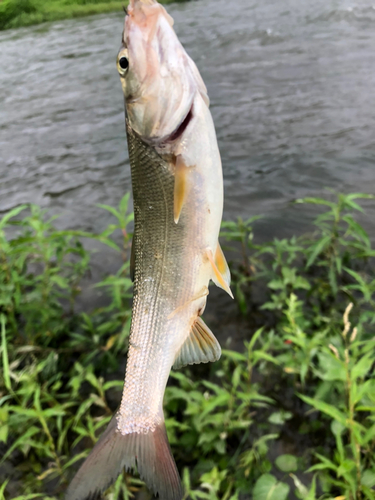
left=118, top=0, right=209, bottom=142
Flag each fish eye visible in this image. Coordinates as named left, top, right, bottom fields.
left=119, top=57, right=129, bottom=70
left=117, top=51, right=129, bottom=76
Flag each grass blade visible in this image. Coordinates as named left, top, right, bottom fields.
left=0, top=315, right=11, bottom=392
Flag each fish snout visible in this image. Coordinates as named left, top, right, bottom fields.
left=119, top=1, right=197, bottom=143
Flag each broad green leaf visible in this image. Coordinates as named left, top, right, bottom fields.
left=346, top=193, right=374, bottom=200
left=221, top=349, right=247, bottom=362
left=362, top=485, right=375, bottom=500
left=202, top=381, right=226, bottom=396
left=253, top=351, right=280, bottom=365
left=294, top=276, right=311, bottom=290
left=248, top=327, right=264, bottom=351
left=268, top=411, right=292, bottom=425
left=50, top=274, right=69, bottom=289
left=317, top=351, right=346, bottom=382
left=351, top=352, right=374, bottom=380
left=363, top=424, right=375, bottom=445
left=183, top=467, right=192, bottom=492
left=290, top=474, right=307, bottom=496
left=298, top=394, right=347, bottom=426
left=0, top=205, right=27, bottom=229
left=119, top=193, right=131, bottom=214
left=97, top=204, right=121, bottom=220
left=232, top=365, right=242, bottom=390
left=337, top=459, right=355, bottom=477
left=199, top=393, right=230, bottom=418
left=0, top=479, right=9, bottom=500
left=275, top=454, right=298, bottom=472
left=11, top=496, right=48, bottom=500
left=342, top=215, right=370, bottom=245
left=0, top=424, right=8, bottom=443
left=253, top=473, right=289, bottom=500
left=0, top=426, right=40, bottom=463
left=295, top=197, right=335, bottom=208
left=344, top=267, right=371, bottom=301
left=306, top=235, right=331, bottom=268
left=331, top=420, right=345, bottom=437
left=351, top=379, right=373, bottom=406
left=306, top=475, right=317, bottom=500
left=268, top=279, right=284, bottom=290
left=307, top=453, right=337, bottom=473
left=362, top=470, right=375, bottom=488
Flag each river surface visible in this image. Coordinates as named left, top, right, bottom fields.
left=1, top=0, right=375, bottom=273
left=1, top=2, right=375, bottom=495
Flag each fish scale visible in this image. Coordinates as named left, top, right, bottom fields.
left=120, top=122, right=193, bottom=430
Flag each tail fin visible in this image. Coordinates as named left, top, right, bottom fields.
left=65, top=413, right=183, bottom=500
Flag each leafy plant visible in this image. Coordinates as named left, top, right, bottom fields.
left=1, top=192, right=375, bottom=500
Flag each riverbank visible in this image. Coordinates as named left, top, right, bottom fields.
left=1, top=192, right=375, bottom=499
left=0, top=0, right=188, bottom=31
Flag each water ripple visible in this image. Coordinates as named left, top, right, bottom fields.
left=0, top=0, right=374, bottom=240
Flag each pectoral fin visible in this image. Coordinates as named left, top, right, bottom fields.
left=206, top=246, right=234, bottom=299
left=174, top=155, right=189, bottom=224
left=215, top=243, right=231, bottom=288
left=173, top=317, right=221, bottom=370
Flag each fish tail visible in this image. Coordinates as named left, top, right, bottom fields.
left=65, top=412, right=183, bottom=500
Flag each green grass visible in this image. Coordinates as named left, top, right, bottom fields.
left=1, top=192, right=375, bottom=499
left=0, top=0, right=189, bottom=31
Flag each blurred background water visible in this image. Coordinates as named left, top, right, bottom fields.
left=1, top=0, right=375, bottom=286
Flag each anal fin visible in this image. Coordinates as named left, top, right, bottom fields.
left=206, top=246, right=234, bottom=299
left=173, top=317, right=221, bottom=370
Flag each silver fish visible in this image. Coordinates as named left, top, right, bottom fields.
left=66, top=1, right=232, bottom=498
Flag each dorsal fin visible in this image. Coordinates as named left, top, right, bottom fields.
left=173, top=317, right=221, bottom=370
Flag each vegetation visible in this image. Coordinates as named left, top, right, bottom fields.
left=0, top=0, right=188, bottom=31
left=1, top=192, right=375, bottom=500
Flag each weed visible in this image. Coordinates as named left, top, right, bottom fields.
left=0, top=192, right=375, bottom=499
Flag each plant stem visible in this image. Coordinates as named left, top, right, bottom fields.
left=345, top=348, right=362, bottom=499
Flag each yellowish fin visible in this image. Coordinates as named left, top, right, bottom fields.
left=215, top=242, right=231, bottom=286
left=173, top=317, right=221, bottom=369
left=206, top=246, right=233, bottom=299
left=174, top=155, right=189, bottom=224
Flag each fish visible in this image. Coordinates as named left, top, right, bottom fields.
left=65, top=0, right=232, bottom=499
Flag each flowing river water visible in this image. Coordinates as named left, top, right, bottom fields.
left=1, top=0, right=375, bottom=320
left=1, top=0, right=375, bottom=495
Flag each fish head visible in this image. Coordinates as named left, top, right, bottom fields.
left=117, top=0, right=208, bottom=143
